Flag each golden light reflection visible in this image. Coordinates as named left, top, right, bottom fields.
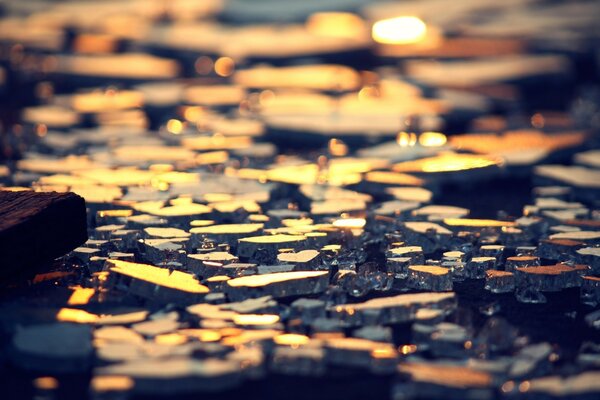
left=365, top=171, right=424, bottom=186
left=150, top=178, right=169, bottom=191
left=95, top=271, right=109, bottom=283
left=450, top=130, right=585, bottom=166
left=73, top=34, right=116, bottom=54
left=91, top=376, right=134, bottom=393
left=166, top=119, right=184, bottom=135
left=393, top=153, right=502, bottom=173
left=409, top=265, right=449, bottom=276
left=108, top=259, right=210, bottom=294
left=154, top=333, right=188, bottom=346
left=249, top=214, right=270, bottom=223
left=313, top=332, right=345, bottom=340
left=235, top=157, right=385, bottom=187
left=399, top=344, right=418, bottom=355
left=149, top=164, right=174, bottom=173
left=132, top=200, right=212, bottom=217
left=306, top=12, right=367, bottom=39
left=332, top=218, right=367, bottom=229
left=206, top=275, right=230, bottom=283
left=235, top=65, right=361, bottom=92
left=444, top=218, right=516, bottom=228
left=372, top=16, right=427, bottom=45
left=221, top=329, right=281, bottom=346
left=281, top=218, right=314, bottom=227
left=396, top=131, right=417, bottom=147
left=214, top=57, right=235, bottom=77
left=190, top=223, right=263, bottom=235
left=57, top=308, right=99, bottom=323
left=227, top=271, right=326, bottom=288
left=212, top=199, right=261, bottom=214
left=182, top=135, right=252, bottom=151
left=32, top=271, right=73, bottom=284
left=56, top=53, right=179, bottom=80
left=72, top=90, right=143, bottom=113
left=274, top=333, right=310, bottom=347
left=183, top=106, right=205, bottom=123
left=67, top=286, right=95, bottom=305
left=328, top=138, right=349, bottom=157
left=233, top=314, right=280, bottom=326
left=219, top=327, right=243, bottom=337
left=358, top=86, right=380, bottom=101
left=399, top=363, right=492, bottom=388
left=371, top=347, right=397, bottom=359
left=195, top=150, right=229, bottom=165
left=190, top=219, right=215, bottom=227
left=0, top=186, right=32, bottom=192
left=419, top=131, right=447, bottom=147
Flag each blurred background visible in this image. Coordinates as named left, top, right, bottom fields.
left=0, top=0, right=599, bottom=211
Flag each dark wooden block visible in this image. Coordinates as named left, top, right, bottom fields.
left=0, top=190, right=88, bottom=280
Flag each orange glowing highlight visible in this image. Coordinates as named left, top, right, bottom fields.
left=214, top=57, right=235, bottom=77
left=396, top=131, right=417, bottom=147
left=67, top=286, right=95, bottom=305
left=444, top=218, right=516, bottom=228
left=183, top=106, right=205, bottom=123
left=155, top=333, right=188, bottom=346
left=227, top=271, right=327, bottom=288
left=393, top=153, right=502, bottom=173
left=33, top=271, right=74, bottom=284
left=108, top=260, right=210, bottom=294
left=372, top=16, right=427, bottom=45
left=166, top=119, right=184, bottom=135
left=33, top=377, right=59, bottom=390
left=98, top=209, right=133, bottom=218
left=371, top=347, right=397, bottom=359
left=332, top=218, right=367, bottom=229
left=232, top=314, right=280, bottom=325
left=91, top=376, right=134, bottom=392
left=274, top=333, right=311, bottom=347
left=399, top=344, right=418, bottom=355
left=328, top=138, right=349, bottom=157
left=419, top=131, right=447, bottom=147
left=57, top=308, right=99, bottom=323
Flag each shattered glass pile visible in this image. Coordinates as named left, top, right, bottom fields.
left=0, top=0, right=600, bottom=399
